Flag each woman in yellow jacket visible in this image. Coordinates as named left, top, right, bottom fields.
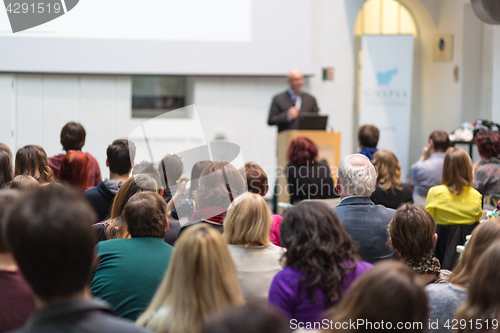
left=425, top=147, right=482, bottom=270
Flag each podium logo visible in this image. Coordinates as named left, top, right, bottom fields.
left=3, top=0, right=79, bottom=33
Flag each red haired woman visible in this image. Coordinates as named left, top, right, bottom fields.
left=58, top=150, right=90, bottom=194
left=286, top=136, right=338, bottom=204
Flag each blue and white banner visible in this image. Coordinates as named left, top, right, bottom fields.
left=359, top=35, right=414, bottom=178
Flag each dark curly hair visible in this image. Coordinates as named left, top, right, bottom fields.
left=287, top=136, right=318, bottom=166
left=280, top=201, right=359, bottom=307
left=474, top=131, right=500, bottom=159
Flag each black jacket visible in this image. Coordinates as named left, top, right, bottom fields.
left=12, top=299, right=151, bottom=333
left=84, top=181, right=117, bottom=223
left=268, top=90, right=319, bottom=132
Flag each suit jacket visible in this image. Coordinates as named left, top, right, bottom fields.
left=333, top=196, right=395, bottom=263
left=268, top=90, right=319, bottom=132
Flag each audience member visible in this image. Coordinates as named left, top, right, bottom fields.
left=286, top=136, right=338, bottom=204
left=14, top=145, right=54, bottom=185
left=0, top=143, right=13, bottom=161
left=455, top=241, right=500, bottom=333
left=9, top=175, right=39, bottom=191
left=130, top=160, right=182, bottom=245
left=136, top=224, right=244, bottom=333
left=333, top=154, right=395, bottom=263
left=426, top=218, right=500, bottom=333
left=325, top=261, right=427, bottom=333
left=84, top=139, right=136, bottom=222
left=241, top=162, right=283, bottom=246
left=167, top=160, right=211, bottom=222
left=426, top=147, right=482, bottom=269
left=49, top=122, right=101, bottom=187
left=178, top=162, right=246, bottom=236
left=268, top=201, right=372, bottom=324
left=0, top=190, right=35, bottom=332
left=202, top=304, right=290, bottom=333
left=410, top=130, right=450, bottom=205
left=472, top=131, right=500, bottom=205
left=93, top=173, right=159, bottom=241
left=4, top=185, right=150, bottom=333
left=0, top=150, right=13, bottom=189
left=370, top=150, right=413, bottom=209
left=223, top=193, right=282, bottom=304
left=91, top=192, right=174, bottom=320
left=58, top=150, right=90, bottom=194
left=357, top=125, right=379, bottom=160
left=389, top=203, right=450, bottom=285
left=158, top=154, right=183, bottom=202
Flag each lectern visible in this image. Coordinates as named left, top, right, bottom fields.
left=276, top=130, right=341, bottom=211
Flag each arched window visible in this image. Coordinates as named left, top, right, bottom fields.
left=354, top=0, right=417, bottom=37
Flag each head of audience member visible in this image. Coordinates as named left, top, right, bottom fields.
left=389, top=203, right=437, bottom=262
left=428, top=130, right=450, bottom=154
left=325, top=261, right=427, bottom=333
left=0, top=190, right=21, bottom=254
left=0, top=143, right=13, bottom=161
left=241, top=162, right=268, bottom=196
left=358, top=125, right=379, bottom=149
left=106, top=139, right=136, bottom=180
left=158, top=154, right=183, bottom=189
left=195, top=162, right=246, bottom=211
left=281, top=201, right=358, bottom=307
left=202, top=304, right=290, bottom=333
left=60, top=121, right=86, bottom=152
left=287, top=136, right=318, bottom=166
left=137, top=224, right=244, bottom=333
left=106, top=174, right=159, bottom=239
left=4, top=185, right=96, bottom=305
left=10, top=175, right=39, bottom=191
left=122, top=192, right=167, bottom=239
left=441, top=147, right=472, bottom=196
left=455, top=241, right=500, bottom=333
left=14, top=145, right=54, bottom=185
left=286, top=69, right=304, bottom=95
left=188, top=161, right=212, bottom=199
left=450, top=218, right=500, bottom=288
left=372, top=150, right=402, bottom=192
left=336, top=154, right=377, bottom=198
left=0, top=150, right=13, bottom=189
left=474, top=131, right=500, bottom=160
left=132, top=161, right=162, bottom=192
left=223, top=193, right=272, bottom=246
left=58, top=151, right=90, bottom=194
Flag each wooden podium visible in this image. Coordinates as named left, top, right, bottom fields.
left=276, top=130, right=341, bottom=210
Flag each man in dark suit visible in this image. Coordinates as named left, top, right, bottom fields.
left=333, top=154, right=395, bottom=263
left=268, top=69, right=319, bottom=132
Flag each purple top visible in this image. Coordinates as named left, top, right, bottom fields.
left=268, top=261, right=372, bottom=323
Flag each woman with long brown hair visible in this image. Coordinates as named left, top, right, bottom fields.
left=137, top=224, right=244, bottom=333
left=425, top=147, right=482, bottom=269
left=455, top=240, right=500, bottom=333
left=426, top=218, right=500, bottom=333
left=370, top=150, right=413, bottom=209
left=177, top=162, right=246, bottom=236
left=14, top=145, right=54, bottom=185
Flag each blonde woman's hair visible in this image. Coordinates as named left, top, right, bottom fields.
left=223, top=193, right=272, bottom=246
left=372, top=150, right=402, bottom=192
left=136, top=224, right=244, bottom=333
left=441, top=147, right=473, bottom=196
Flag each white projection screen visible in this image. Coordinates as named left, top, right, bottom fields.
left=0, top=0, right=313, bottom=75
